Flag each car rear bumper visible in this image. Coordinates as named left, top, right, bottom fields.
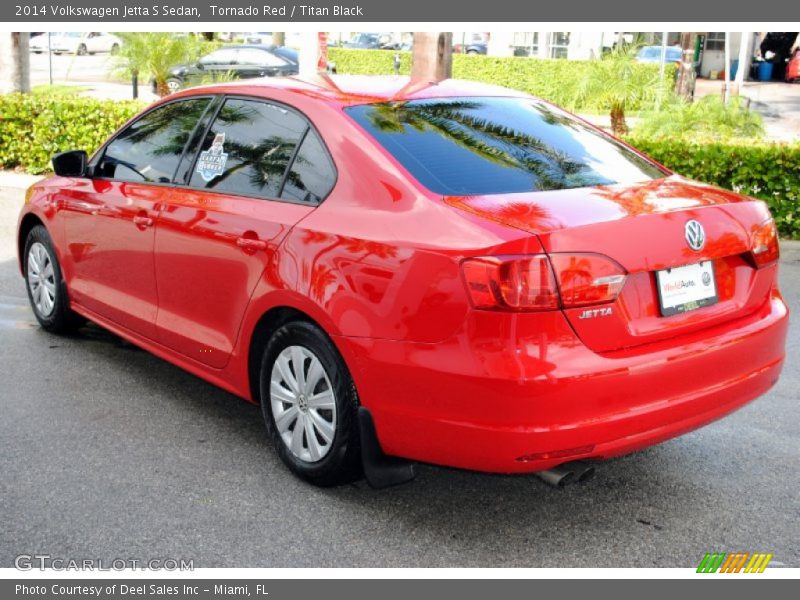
left=339, top=290, right=788, bottom=473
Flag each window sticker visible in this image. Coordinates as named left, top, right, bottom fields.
left=196, top=133, right=229, bottom=182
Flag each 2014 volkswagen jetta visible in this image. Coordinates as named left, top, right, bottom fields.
left=17, top=76, right=788, bottom=486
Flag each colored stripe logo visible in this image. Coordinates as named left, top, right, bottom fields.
left=697, top=553, right=773, bottom=573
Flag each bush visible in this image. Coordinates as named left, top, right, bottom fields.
left=634, top=95, right=765, bottom=140
left=626, top=136, right=800, bottom=239
left=0, top=93, right=143, bottom=174
left=327, top=48, right=676, bottom=113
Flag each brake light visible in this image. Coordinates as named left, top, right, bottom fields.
left=750, top=219, right=779, bottom=268
left=549, top=253, right=627, bottom=307
left=461, top=255, right=559, bottom=311
left=461, top=253, right=626, bottom=311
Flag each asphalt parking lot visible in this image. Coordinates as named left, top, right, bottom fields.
left=0, top=185, right=798, bottom=568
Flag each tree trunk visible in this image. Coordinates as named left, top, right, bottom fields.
left=411, top=32, right=453, bottom=81
left=610, top=104, right=628, bottom=136
left=156, top=79, right=170, bottom=97
left=675, top=32, right=698, bottom=99
left=0, top=33, right=31, bottom=93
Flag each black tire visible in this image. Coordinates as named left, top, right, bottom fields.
left=259, top=321, right=361, bottom=486
left=23, top=225, right=83, bottom=334
left=77, top=44, right=87, bottom=56
left=110, top=43, right=120, bottom=55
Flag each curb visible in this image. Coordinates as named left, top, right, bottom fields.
left=0, top=171, right=45, bottom=192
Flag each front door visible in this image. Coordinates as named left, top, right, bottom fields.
left=60, top=97, right=214, bottom=339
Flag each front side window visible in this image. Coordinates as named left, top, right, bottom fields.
left=97, top=98, right=211, bottom=184
left=345, top=97, right=666, bottom=196
left=188, top=98, right=307, bottom=198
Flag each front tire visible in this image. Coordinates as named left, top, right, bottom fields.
left=259, top=321, right=361, bottom=486
left=24, top=225, right=83, bottom=334
left=77, top=44, right=87, bottom=56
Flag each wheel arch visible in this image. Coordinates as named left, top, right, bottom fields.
left=247, top=306, right=323, bottom=405
left=17, top=213, right=46, bottom=274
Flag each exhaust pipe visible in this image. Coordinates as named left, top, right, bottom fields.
left=535, top=461, right=595, bottom=487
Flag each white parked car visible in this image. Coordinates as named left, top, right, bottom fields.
left=51, top=32, right=122, bottom=56
left=29, top=33, right=52, bottom=53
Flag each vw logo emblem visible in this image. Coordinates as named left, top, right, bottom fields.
left=685, top=220, right=705, bottom=251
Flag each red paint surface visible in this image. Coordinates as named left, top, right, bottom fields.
left=18, top=77, right=788, bottom=473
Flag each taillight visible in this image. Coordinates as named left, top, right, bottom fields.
left=461, top=253, right=626, bottom=311
left=549, top=253, right=627, bottom=307
left=750, top=218, right=779, bottom=268
left=461, top=255, right=559, bottom=311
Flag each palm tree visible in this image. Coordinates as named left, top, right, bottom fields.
left=113, top=33, right=204, bottom=96
left=572, top=45, right=666, bottom=136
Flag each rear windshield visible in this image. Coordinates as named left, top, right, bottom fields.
left=345, top=97, right=666, bottom=196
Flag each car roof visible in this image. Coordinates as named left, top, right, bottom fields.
left=170, top=75, right=532, bottom=107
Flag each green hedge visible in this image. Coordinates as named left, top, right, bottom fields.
left=0, top=94, right=143, bottom=174
left=0, top=92, right=797, bottom=239
left=626, top=137, right=800, bottom=239
left=328, top=48, right=676, bottom=112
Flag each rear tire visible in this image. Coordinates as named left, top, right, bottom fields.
left=259, top=321, right=362, bottom=486
left=23, top=225, right=83, bottom=334
left=77, top=44, right=87, bottom=56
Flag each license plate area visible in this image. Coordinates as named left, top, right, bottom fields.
left=655, top=261, right=718, bottom=317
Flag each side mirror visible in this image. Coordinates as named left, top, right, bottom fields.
left=52, top=150, right=88, bottom=177
left=196, top=62, right=205, bottom=70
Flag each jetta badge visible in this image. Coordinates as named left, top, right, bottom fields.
left=685, top=220, right=706, bottom=251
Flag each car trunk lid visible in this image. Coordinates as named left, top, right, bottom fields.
left=445, top=176, right=776, bottom=352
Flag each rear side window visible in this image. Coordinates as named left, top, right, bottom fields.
left=188, top=98, right=307, bottom=199
left=345, top=97, right=666, bottom=196
left=280, top=129, right=336, bottom=204
left=98, top=98, right=211, bottom=183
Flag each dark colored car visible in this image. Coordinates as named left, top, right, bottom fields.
left=342, top=33, right=383, bottom=49
left=160, top=45, right=299, bottom=93
left=454, top=42, right=488, bottom=55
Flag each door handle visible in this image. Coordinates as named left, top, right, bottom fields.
left=236, top=237, right=267, bottom=251
left=133, top=215, right=153, bottom=228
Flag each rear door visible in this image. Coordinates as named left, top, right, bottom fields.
left=153, top=96, right=336, bottom=368
left=60, top=97, right=213, bottom=338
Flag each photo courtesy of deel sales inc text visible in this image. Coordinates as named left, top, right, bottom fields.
left=0, top=0, right=798, bottom=596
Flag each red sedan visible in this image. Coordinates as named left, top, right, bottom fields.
left=17, top=76, right=788, bottom=487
